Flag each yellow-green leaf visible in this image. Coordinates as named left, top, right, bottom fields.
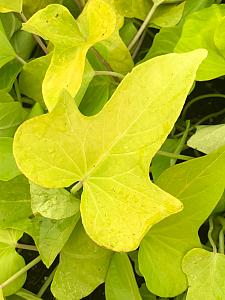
left=0, top=0, right=22, bottom=13
left=22, top=1, right=116, bottom=111
left=14, top=50, right=206, bottom=251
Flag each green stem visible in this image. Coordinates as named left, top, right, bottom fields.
left=195, top=107, right=225, bottom=126
left=37, top=268, right=57, bottom=297
left=15, top=55, right=27, bottom=65
left=208, top=217, right=217, bottom=254
left=71, top=181, right=83, bottom=194
left=95, top=71, right=124, bottom=80
left=132, top=29, right=147, bottom=60
left=74, top=0, right=84, bottom=10
left=128, top=1, right=164, bottom=50
left=0, top=256, right=41, bottom=290
left=164, top=0, right=184, bottom=3
left=16, top=243, right=38, bottom=252
left=170, top=120, right=190, bottom=166
left=157, top=150, right=194, bottom=161
left=219, top=228, right=224, bottom=254
left=181, top=94, right=225, bottom=120
left=14, top=79, right=22, bottom=103
left=20, top=13, right=48, bottom=54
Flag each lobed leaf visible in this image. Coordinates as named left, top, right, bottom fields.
left=14, top=50, right=206, bottom=251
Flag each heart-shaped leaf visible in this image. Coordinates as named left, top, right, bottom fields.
left=139, top=145, right=225, bottom=297
left=22, top=0, right=117, bottom=111
left=183, top=248, right=225, bottom=300
left=14, top=50, right=206, bottom=251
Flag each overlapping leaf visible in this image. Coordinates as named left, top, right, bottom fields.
left=0, top=229, right=26, bottom=296
left=51, top=222, right=112, bottom=300
left=139, top=145, right=225, bottom=297
left=22, top=0, right=117, bottom=111
left=0, top=20, right=16, bottom=69
left=0, top=0, right=22, bottom=13
left=175, top=4, right=225, bottom=80
left=105, top=253, right=142, bottom=300
left=14, top=50, right=206, bottom=251
left=183, top=248, right=225, bottom=300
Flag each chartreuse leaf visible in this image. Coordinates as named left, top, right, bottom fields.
left=0, top=20, right=16, bottom=69
left=0, top=176, right=79, bottom=267
left=30, top=182, right=80, bottom=219
left=139, top=145, right=225, bottom=297
left=183, top=248, right=225, bottom=300
left=188, top=124, right=225, bottom=154
left=22, top=1, right=116, bottom=111
left=0, top=61, right=21, bottom=93
left=0, top=138, right=21, bottom=181
left=14, top=50, right=206, bottom=251
left=0, top=289, right=3, bottom=300
left=175, top=4, right=225, bottom=81
left=7, top=288, right=41, bottom=299
left=51, top=221, right=112, bottom=300
left=0, top=229, right=26, bottom=296
left=105, top=253, right=142, bottom=300
left=0, top=0, right=22, bottom=13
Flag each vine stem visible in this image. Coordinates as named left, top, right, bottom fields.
left=20, top=13, right=48, bottom=54
left=0, top=256, right=41, bottom=290
left=157, top=150, right=194, bottom=161
left=208, top=217, right=217, bottom=254
left=37, top=268, right=56, bottom=297
left=15, top=55, right=27, bottom=65
left=71, top=181, right=83, bottom=194
left=16, top=243, right=38, bottom=252
left=14, top=79, right=22, bottom=103
left=128, top=1, right=164, bottom=50
left=219, top=228, right=224, bottom=254
left=95, top=71, right=124, bottom=80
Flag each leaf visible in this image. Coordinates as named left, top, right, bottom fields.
left=0, top=98, right=27, bottom=137
left=0, top=61, right=22, bottom=93
left=214, top=16, right=225, bottom=57
left=0, top=0, right=22, bottom=13
left=51, top=221, right=112, bottom=300
left=0, top=229, right=26, bottom=296
left=183, top=248, right=225, bottom=300
left=105, top=253, right=142, bottom=300
left=0, top=138, right=21, bottom=181
left=139, top=145, right=225, bottom=297
left=22, top=1, right=117, bottom=111
left=175, top=4, right=225, bottom=80
left=0, top=20, right=16, bottom=69
left=8, top=289, right=42, bottom=299
left=188, top=125, right=225, bottom=154
left=139, top=284, right=157, bottom=300
left=14, top=50, right=206, bottom=251
left=27, top=214, right=79, bottom=267
left=0, top=12, right=21, bottom=39
left=30, top=182, right=80, bottom=219
left=22, top=0, right=63, bottom=17
left=0, top=289, right=3, bottom=300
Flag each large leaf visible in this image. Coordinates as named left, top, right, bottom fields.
left=188, top=124, right=225, bottom=154
left=139, top=145, right=225, bottom=297
left=0, top=1, right=22, bottom=13
left=105, top=253, right=142, bottom=300
left=51, top=222, right=112, bottom=300
left=0, top=229, right=26, bottom=296
left=0, top=138, right=21, bottom=181
left=30, top=182, right=80, bottom=219
left=0, top=20, right=16, bottom=69
left=183, top=248, right=225, bottom=300
left=14, top=50, right=206, bottom=251
left=22, top=1, right=116, bottom=111
left=175, top=4, right=225, bottom=80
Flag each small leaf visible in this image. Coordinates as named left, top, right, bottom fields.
left=183, top=248, right=225, bottom=300
left=139, top=145, right=225, bottom=297
left=175, top=4, right=225, bottom=80
left=0, top=20, right=16, bottom=69
left=0, top=229, right=26, bottom=296
left=0, top=61, right=21, bottom=93
left=23, top=1, right=116, bottom=111
left=51, top=222, right=112, bottom=300
left=188, top=124, right=225, bottom=154
left=0, top=138, right=21, bottom=181
left=105, top=253, right=142, bottom=300
left=30, top=182, right=80, bottom=219
left=0, top=0, right=22, bottom=13
left=14, top=50, right=206, bottom=251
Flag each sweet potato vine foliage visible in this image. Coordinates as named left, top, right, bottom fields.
left=0, top=0, right=225, bottom=299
